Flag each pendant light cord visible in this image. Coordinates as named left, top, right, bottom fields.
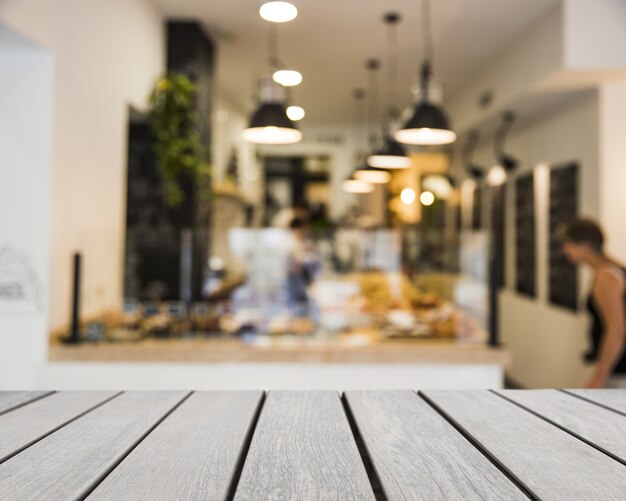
left=353, top=88, right=366, bottom=158
left=268, top=23, right=278, bottom=69
left=385, top=13, right=400, bottom=118
left=422, top=0, right=434, bottom=66
left=366, top=59, right=381, bottom=148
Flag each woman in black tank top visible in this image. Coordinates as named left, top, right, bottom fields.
left=560, top=219, right=626, bottom=388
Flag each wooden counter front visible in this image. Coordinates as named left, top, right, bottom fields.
left=49, top=336, right=509, bottom=366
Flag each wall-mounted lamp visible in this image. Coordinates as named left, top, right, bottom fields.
left=486, top=112, right=517, bottom=186
left=463, top=130, right=485, bottom=180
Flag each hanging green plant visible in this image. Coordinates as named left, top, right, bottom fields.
left=148, top=73, right=212, bottom=207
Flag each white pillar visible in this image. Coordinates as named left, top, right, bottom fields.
left=0, top=24, right=53, bottom=389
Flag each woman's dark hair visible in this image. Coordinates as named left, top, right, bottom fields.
left=289, top=217, right=305, bottom=229
left=558, top=218, right=605, bottom=253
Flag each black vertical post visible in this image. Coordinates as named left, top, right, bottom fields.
left=488, top=256, right=499, bottom=347
left=65, top=252, right=81, bottom=344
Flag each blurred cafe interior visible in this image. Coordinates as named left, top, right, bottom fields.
left=2, top=0, right=626, bottom=390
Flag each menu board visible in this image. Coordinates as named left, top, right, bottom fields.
left=472, top=186, right=482, bottom=230
left=515, top=173, right=536, bottom=297
left=549, top=163, right=579, bottom=310
left=491, top=185, right=505, bottom=288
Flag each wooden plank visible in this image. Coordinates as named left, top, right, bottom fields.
left=0, top=392, right=52, bottom=415
left=565, top=389, right=626, bottom=415
left=0, top=391, right=118, bottom=463
left=497, top=390, right=626, bottom=463
left=0, top=391, right=188, bottom=501
left=345, top=390, right=526, bottom=500
left=422, top=390, right=626, bottom=500
left=89, top=391, right=263, bottom=501
left=234, top=391, right=375, bottom=500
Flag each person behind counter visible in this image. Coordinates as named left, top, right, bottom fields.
left=560, top=218, right=626, bottom=388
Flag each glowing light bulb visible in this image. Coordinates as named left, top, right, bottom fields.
left=259, top=1, right=298, bottom=22
left=286, top=105, right=305, bottom=121
left=420, top=190, right=435, bottom=206
left=273, top=69, right=302, bottom=87
left=400, top=188, right=416, bottom=205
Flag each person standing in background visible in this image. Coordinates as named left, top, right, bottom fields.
left=560, top=218, right=626, bottom=388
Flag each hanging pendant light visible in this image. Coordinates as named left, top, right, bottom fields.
left=242, top=21, right=302, bottom=144
left=241, top=77, right=302, bottom=144
left=342, top=178, right=374, bottom=194
left=487, top=112, right=518, bottom=186
left=395, top=0, right=456, bottom=146
left=354, top=163, right=391, bottom=184
left=367, top=13, right=412, bottom=170
left=265, top=12, right=302, bottom=87
left=355, top=59, right=391, bottom=184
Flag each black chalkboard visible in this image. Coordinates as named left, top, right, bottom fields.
left=515, top=173, right=536, bottom=297
left=549, top=163, right=579, bottom=310
left=472, top=186, right=482, bottom=230
left=491, top=185, right=506, bottom=289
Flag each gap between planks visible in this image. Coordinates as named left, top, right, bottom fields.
left=0, top=391, right=123, bottom=465
left=417, top=390, right=539, bottom=501
left=75, top=391, right=194, bottom=501
left=490, top=389, right=626, bottom=468
left=224, top=392, right=267, bottom=501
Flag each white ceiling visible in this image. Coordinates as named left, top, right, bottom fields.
left=152, top=0, right=559, bottom=127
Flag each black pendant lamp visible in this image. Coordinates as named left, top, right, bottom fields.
left=395, top=0, right=456, bottom=146
left=354, top=59, right=391, bottom=184
left=367, top=13, right=412, bottom=170
left=242, top=77, right=302, bottom=144
left=242, top=23, right=302, bottom=145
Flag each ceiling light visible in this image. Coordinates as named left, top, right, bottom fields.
left=420, top=190, right=435, bottom=206
left=400, top=188, right=416, bottom=205
left=273, top=69, right=302, bottom=87
left=367, top=141, right=412, bottom=169
left=242, top=78, right=302, bottom=145
left=286, top=105, right=305, bottom=121
left=395, top=0, right=456, bottom=146
left=353, top=167, right=391, bottom=184
left=486, top=165, right=507, bottom=187
left=342, top=179, right=374, bottom=194
left=259, top=1, right=297, bottom=23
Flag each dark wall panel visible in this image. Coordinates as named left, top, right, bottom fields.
left=549, top=163, right=579, bottom=310
left=515, top=173, right=536, bottom=297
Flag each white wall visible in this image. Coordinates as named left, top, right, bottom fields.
left=464, top=92, right=599, bottom=388
left=0, top=0, right=164, bottom=332
left=0, top=25, right=52, bottom=388
left=598, top=81, right=626, bottom=259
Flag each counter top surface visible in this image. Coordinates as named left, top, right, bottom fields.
left=1, top=389, right=625, bottom=500
left=49, top=334, right=509, bottom=365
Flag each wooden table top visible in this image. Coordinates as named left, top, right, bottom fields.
left=1, top=389, right=625, bottom=500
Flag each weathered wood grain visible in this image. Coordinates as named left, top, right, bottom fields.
left=0, top=391, right=188, bottom=501
left=0, top=391, right=118, bottom=463
left=565, top=389, right=626, bottom=415
left=234, top=391, right=375, bottom=501
left=0, top=392, right=52, bottom=415
left=345, top=390, right=526, bottom=500
left=88, top=391, right=263, bottom=501
left=422, top=390, right=626, bottom=500
left=496, top=389, right=626, bottom=463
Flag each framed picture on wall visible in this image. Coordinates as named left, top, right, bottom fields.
left=515, top=173, right=536, bottom=297
left=548, top=162, right=579, bottom=311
